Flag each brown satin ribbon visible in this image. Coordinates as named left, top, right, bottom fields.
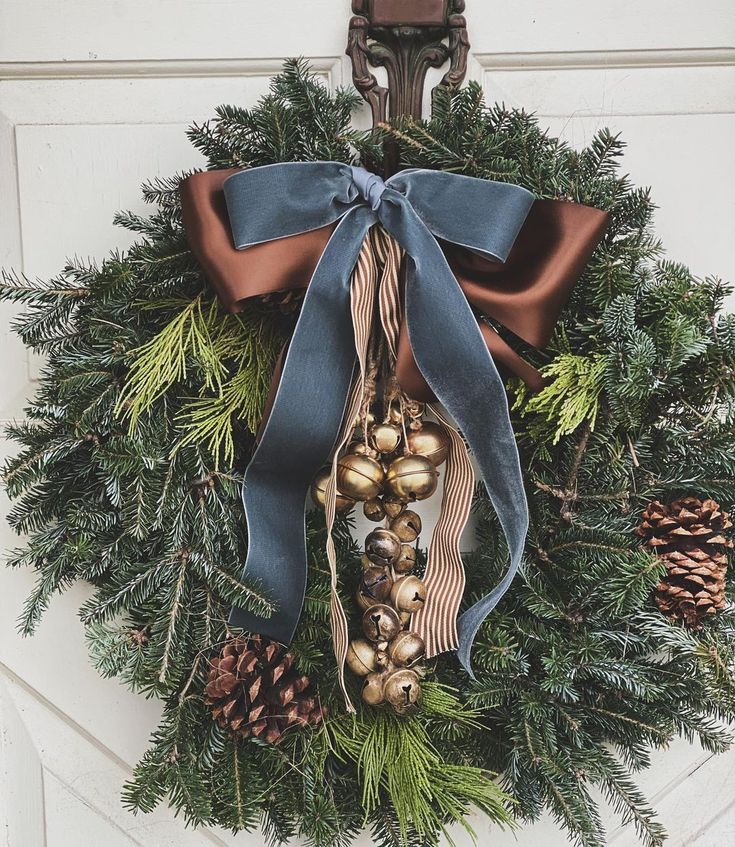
left=180, top=170, right=609, bottom=400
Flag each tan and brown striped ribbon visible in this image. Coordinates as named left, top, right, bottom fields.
left=324, top=227, right=477, bottom=708
left=411, top=408, right=474, bottom=656
left=323, top=231, right=379, bottom=712
left=373, top=228, right=403, bottom=359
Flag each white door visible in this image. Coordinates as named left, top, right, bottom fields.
left=1, top=3, right=734, bottom=845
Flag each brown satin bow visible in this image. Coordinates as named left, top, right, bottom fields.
left=180, top=169, right=608, bottom=399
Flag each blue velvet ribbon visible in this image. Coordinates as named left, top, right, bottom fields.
left=224, top=162, right=534, bottom=675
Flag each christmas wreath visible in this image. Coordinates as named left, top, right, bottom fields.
left=2, top=60, right=734, bottom=847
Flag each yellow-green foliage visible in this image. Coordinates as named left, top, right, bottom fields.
left=116, top=296, right=282, bottom=464
left=323, top=683, right=513, bottom=845
left=514, top=353, right=607, bottom=444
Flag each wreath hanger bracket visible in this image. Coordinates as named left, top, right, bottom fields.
left=346, top=0, right=470, bottom=172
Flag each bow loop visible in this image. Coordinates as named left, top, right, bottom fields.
left=387, top=169, right=535, bottom=262
left=224, top=162, right=367, bottom=249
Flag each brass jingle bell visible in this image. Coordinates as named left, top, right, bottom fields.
left=349, top=441, right=379, bottom=459
left=355, top=588, right=374, bottom=612
left=363, top=498, right=386, bottom=522
left=353, top=411, right=376, bottom=429
left=390, top=575, right=428, bottom=613
left=398, top=610, right=412, bottom=628
left=404, top=400, right=425, bottom=420
left=370, top=423, right=402, bottom=455
left=346, top=638, right=378, bottom=676
left=390, top=509, right=422, bottom=542
left=383, top=668, right=422, bottom=712
left=362, top=604, right=402, bottom=642
left=388, top=630, right=425, bottom=667
left=374, top=647, right=391, bottom=669
left=365, top=528, right=402, bottom=568
left=383, top=498, right=407, bottom=519
left=385, top=455, right=438, bottom=502
left=359, top=565, right=394, bottom=604
left=406, top=421, right=451, bottom=466
left=310, top=467, right=356, bottom=514
left=395, top=544, right=417, bottom=574
left=361, top=671, right=386, bottom=706
left=337, top=453, right=384, bottom=501
left=387, top=405, right=404, bottom=425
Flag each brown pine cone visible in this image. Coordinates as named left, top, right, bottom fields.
left=636, top=497, right=733, bottom=628
left=204, top=635, right=326, bottom=745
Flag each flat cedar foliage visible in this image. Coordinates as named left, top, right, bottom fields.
left=2, top=60, right=735, bottom=847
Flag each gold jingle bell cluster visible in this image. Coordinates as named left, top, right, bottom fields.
left=311, top=401, right=451, bottom=713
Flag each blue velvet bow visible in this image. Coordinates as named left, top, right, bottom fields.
left=224, top=161, right=534, bottom=675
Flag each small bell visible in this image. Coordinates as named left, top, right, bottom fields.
left=365, top=528, right=402, bottom=568
left=383, top=668, right=421, bottom=713
left=370, top=423, right=402, bottom=454
left=310, top=467, right=356, bottom=513
left=362, top=604, right=402, bottom=642
left=390, top=510, right=422, bottom=542
left=398, top=610, right=412, bottom=628
left=363, top=498, right=386, bottom=522
left=361, top=672, right=386, bottom=706
left=349, top=440, right=379, bottom=459
left=390, top=575, right=428, bottom=613
left=387, top=405, right=404, bottom=425
left=404, top=400, right=425, bottom=420
left=388, top=631, right=425, bottom=667
left=355, top=588, right=375, bottom=612
left=385, top=455, right=438, bottom=502
left=406, top=421, right=450, bottom=466
left=337, top=453, right=384, bottom=501
left=346, top=638, right=378, bottom=676
left=374, top=647, right=391, bottom=669
left=359, top=565, right=394, bottom=604
left=383, top=498, right=406, bottom=519
left=395, top=544, right=417, bottom=574
left=354, top=411, right=376, bottom=429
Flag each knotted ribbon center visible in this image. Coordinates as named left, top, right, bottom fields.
left=350, top=166, right=387, bottom=211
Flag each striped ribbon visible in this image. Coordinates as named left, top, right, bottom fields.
left=413, top=409, right=474, bottom=656
left=324, top=233, right=379, bottom=711
left=324, top=228, right=477, bottom=704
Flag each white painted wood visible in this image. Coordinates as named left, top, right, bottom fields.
left=1, top=2, right=734, bottom=845
left=0, top=681, right=45, bottom=847
left=0, top=670, right=238, bottom=847
left=1, top=1, right=733, bottom=62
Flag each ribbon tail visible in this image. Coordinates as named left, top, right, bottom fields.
left=229, top=208, right=374, bottom=644
left=411, top=407, right=474, bottom=657
left=409, top=259, right=528, bottom=677
left=379, top=195, right=529, bottom=678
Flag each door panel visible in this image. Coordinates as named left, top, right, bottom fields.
left=1, top=2, right=733, bottom=844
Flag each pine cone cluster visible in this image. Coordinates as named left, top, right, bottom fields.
left=637, top=497, right=733, bottom=628
left=205, top=635, right=326, bottom=744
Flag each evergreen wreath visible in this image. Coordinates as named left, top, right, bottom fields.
left=2, top=60, right=735, bottom=847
